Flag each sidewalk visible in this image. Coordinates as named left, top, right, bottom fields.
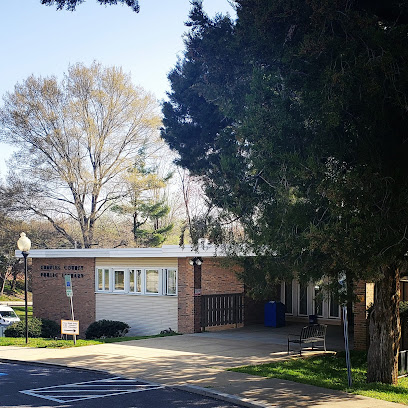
left=0, top=326, right=405, bottom=408
left=0, top=301, right=33, bottom=306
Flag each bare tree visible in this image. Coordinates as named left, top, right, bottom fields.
left=0, top=62, right=161, bottom=248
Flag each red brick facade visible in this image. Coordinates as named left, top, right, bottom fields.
left=177, top=258, right=195, bottom=333
left=177, top=257, right=244, bottom=334
left=353, top=281, right=374, bottom=350
left=29, top=247, right=392, bottom=346
left=201, top=258, right=243, bottom=295
left=32, top=257, right=96, bottom=338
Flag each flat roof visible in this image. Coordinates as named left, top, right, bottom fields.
left=15, top=245, right=225, bottom=259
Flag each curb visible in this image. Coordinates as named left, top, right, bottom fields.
left=175, top=384, right=278, bottom=408
left=0, top=357, right=112, bottom=375
left=0, top=358, right=274, bottom=407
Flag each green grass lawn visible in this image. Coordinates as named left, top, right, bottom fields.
left=1, top=306, right=179, bottom=348
left=0, top=332, right=179, bottom=348
left=12, top=306, right=33, bottom=320
left=0, top=337, right=101, bottom=347
left=230, top=352, right=408, bottom=405
left=0, top=281, right=32, bottom=303
left=0, top=295, right=23, bottom=302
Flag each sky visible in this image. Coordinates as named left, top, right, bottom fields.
left=0, top=0, right=236, bottom=176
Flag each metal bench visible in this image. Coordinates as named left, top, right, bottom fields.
left=287, top=324, right=327, bottom=355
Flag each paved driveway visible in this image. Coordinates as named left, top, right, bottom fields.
left=1, top=323, right=403, bottom=408
left=0, top=323, right=347, bottom=385
left=0, top=362, right=243, bottom=408
left=199, top=323, right=348, bottom=351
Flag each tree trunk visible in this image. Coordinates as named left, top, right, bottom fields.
left=82, top=224, right=93, bottom=249
left=367, top=266, right=400, bottom=384
left=0, top=273, right=6, bottom=297
left=11, top=270, right=18, bottom=291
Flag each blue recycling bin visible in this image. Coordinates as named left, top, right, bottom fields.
left=264, top=301, right=286, bottom=327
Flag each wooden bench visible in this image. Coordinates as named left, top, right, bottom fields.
left=287, top=324, right=327, bottom=355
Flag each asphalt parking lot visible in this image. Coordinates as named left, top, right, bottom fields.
left=0, top=362, right=243, bottom=408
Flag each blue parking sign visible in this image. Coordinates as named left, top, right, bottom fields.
left=65, top=274, right=73, bottom=297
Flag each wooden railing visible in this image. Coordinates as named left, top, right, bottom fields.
left=201, top=293, right=244, bottom=330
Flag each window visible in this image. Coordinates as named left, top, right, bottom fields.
left=104, top=269, right=109, bottom=290
left=129, top=269, right=142, bottom=293
left=284, top=281, right=293, bottom=314
left=136, top=269, right=143, bottom=292
left=165, top=269, right=177, bottom=295
left=314, top=286, right=323, bottom=317
left=330, top=294, right=340, bottom=318
left=114, top=269, right=125, bottom=291
left=298, top=282, right=308, bottom=315
left=95, top=267, right=176, bottom=296
left=98, top=269, right=103, bottom=290
left=129, top=269, right=135, bottom=292
left=97, top=268, right=110, bottom=291
left=145, top=269, right=160, bottom=294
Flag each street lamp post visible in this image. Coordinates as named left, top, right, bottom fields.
left=17, top=232, right=31, bottom=344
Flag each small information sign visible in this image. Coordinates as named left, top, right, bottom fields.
left=64, top=274, right=73, bottom=297
left=61, top=320, right=79, bottom=335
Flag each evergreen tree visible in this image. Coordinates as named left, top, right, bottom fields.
left=162, top=0, right=408, bottom=384
left=40, top=0, right=139, bottom=12
left=112, top=160, right=173, bottom=247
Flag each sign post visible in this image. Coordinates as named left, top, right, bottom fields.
left=64, top=274, right=77, bottom=345
left=343, top=305, right=352, bottom=387
left=339, top=275, right=352, bottom=388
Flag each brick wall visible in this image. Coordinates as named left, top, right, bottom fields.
left=354, top=281, right=375, bottom=350
left=32, top=258, right=96, bottom=338
left=177, top=257, right=244, bottom=334
left=177, top=257, right=195, bottom=333
left=201, top=258, right=243, bottom=295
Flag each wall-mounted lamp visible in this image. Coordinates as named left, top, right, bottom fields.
left=189, top=257, right=203, bottom=266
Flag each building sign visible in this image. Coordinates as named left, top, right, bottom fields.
left=39, top=267, right=85, bottom=279
left=41, top=265, right=84, bottom=271
left=61, top=320, right=79, bottom=335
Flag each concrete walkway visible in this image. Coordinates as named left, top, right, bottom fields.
left=0, top=324, right=405, bottom=408
left=0, top=301, right=33, bottom=306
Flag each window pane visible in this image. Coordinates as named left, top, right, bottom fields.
left=299, top=283, right=308, bottom=315
left=314, top=287, right=323, bottom=317
left=136, top=270, right=142, bottom=293
left=146, top=269, right=159, bottom=293
left=167, top=269, right=177, bottom=295
left=98, top=269, right=103, bottom=290
left=285, top=282, right=292, bottom=314
left=129, top=270, right=135, bottom=292
left=104, top=269, right=109, bottom=291
left=330, top=295, right=340, bottom=317
left=114, top=270, right=125, bottom=291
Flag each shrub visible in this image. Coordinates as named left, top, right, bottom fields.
left=160, top=328, right=177, bottom=335
left=5, top=317, right=42, bottom=338
left=41, top=319, right=60, bottom=338
left=85, top=320, right=130, bottom=339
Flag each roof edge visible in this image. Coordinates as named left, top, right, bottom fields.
left=15, top=245, right=226, bottom=259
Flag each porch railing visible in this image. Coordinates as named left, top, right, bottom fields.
left=201, top=293, right=244, bottom=330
